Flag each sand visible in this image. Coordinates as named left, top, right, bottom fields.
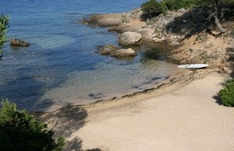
left=38, top=14, right=234, bottom=151
left=39, top=70, right=234, bottom=151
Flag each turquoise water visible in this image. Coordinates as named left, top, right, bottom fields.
left=0, top=0, right=178, bottom=111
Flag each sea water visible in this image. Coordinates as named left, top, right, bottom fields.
left=0, top=0, right=178, bottom=111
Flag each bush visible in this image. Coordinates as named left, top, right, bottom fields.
left=219, top=79, right=234, bottom=107
left=0, top=99, right=65, bottom=151
left=164, top=0, right=199, bottom=10
left=0, top=15, right=9, bottom=55
left=141, top=0, right=167, bottom=19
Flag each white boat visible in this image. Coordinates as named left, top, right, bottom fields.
left=177, top=64, right=208, bottom=69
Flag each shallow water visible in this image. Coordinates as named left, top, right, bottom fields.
left=0, top=0, right=180, bottom=111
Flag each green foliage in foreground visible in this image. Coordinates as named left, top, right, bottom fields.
left=219, top=79, right=234, bottom=107
left=0, top=99, right=65, bottom=151
left=0, top=15, right=9, bottom=55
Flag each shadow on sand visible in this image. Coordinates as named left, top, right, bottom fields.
left=34, top=105, right=100, bottom=151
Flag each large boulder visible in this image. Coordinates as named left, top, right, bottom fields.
left=139, top=28, right=156, bottom=41
left=110, top=48, right=136, bottom=57
left=10, top=38, right=30, bottom=47
left=118, top=32, right=142, bottom=46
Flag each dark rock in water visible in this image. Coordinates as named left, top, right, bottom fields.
left=110, top=48, right=137, bottom=57
left=0, top=51, right=3, bottom=58
left=10, top=38, right=30, bottom=47
left=99, top=45, right=136, bottom=58
left=99, top=44, right=119, bottom=55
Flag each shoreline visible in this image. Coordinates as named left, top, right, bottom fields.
left=90, top=68, right=194, bottom=105
left=40, top=68, right=223, bottom=115
left=36, top=9, right=234, bottom=151
left=35, top=67, right=192, bottom=113
left=38, top=69, right=234, bottom=151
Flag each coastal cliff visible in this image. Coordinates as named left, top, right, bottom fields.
left=82, top=8, right=234, bottom=73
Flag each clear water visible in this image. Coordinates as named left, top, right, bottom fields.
left=0, top=0, right=178, bottom=111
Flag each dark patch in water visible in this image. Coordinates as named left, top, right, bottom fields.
left=88, top=93, right=105, bottom=99
left=130, top=85, right=143, bottom=90
left=142, top=76, right=163, bottom=85
left=151, top=77, right=162, bottom=81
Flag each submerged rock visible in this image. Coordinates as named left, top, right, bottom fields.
left=10, top=38, right=30, bottom=47
left=99, top=44, right=119, bottom=55
left=110, top=48, right=136, bottom=57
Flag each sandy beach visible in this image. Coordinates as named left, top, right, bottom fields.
left=39, top=69, right=234, bottom=151
left=38, top=11, right=234, bottom=151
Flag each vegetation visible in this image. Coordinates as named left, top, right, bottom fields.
left=0, top=99, right=65, bottom=151
left=141, top=0, right=199, bottom=19
left=141, top=0, right=167, bottom=19
left=164, top=0, right=199, bottom=10
left=141, top=0, right=234, bottom=34
left=200, top=0, right=234, bottom=33
left=0, top=15, right=9, bottom=56
left=219, top=79, right=234, bottom=107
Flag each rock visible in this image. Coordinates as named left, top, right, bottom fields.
left=99, top=45, right=136, bottom=58
left=110, top=48, right=136, bottom=57
left=118, top=32, right=142, bottom=45
left=10, top=38, right=30, bottom=47
left=108, top=21, right=146, bottom=33
left=99, top=45, right=119, bottom=55
left=84, top=14, right=122, bottom=27
left=139, top=28, right=155, bottom=41
left=177, top=8, right=186, bottom=13
left=222, top=66, right=233, bottom=74
left=152, top=36, right=167, bottom=43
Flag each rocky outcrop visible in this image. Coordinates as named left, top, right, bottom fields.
left=10, top=38, right=30, bottom=47
left=82, top=14, right=122, bottom=27
left=139, top=28, right=156, bottom=41
left=118, top=32, right=142, bottom=45
left=84, top=7, right=234, bottom=70
left=168, top=34, right=234, bottom=69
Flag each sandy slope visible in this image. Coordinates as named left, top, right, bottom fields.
left=60, top=71, right=234, bottom=151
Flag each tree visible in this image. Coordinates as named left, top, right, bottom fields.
left=207, top=0, right=227, bottom=32
left=0, top=15, right=9, bottom=56
left=0, top=99, right=65, bottom=151
left=201, top=0, right=234, bottom=33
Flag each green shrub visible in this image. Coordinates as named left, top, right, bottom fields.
left=0, top=15, right=9, bottom=55
left=219, top=79, right=234, bottom=107
left=0, top=99, right=65, bottom=151
left=164, top=0, right=199, bottom=10
left=141, top=0, right=167, bottom=19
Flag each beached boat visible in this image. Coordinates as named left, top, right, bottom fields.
left=177, top=64, right=208, bottom=69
